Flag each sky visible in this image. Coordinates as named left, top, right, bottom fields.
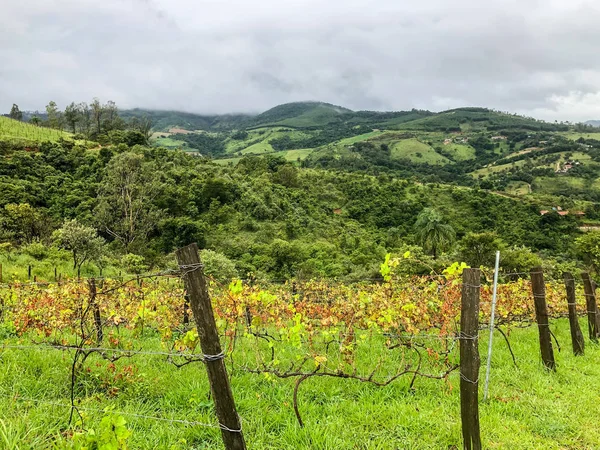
left=1, top=0, right=600, bottom=122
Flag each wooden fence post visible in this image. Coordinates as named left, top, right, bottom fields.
left=28, top=265, right=31, bottom=280
left=581, top=272, right=600, bottom=342
left=530, top=267, right=555, bottom=370
left=563, top=272, right=584, bottom=355
left=0, top=263, right=3, bottom=283
left=176, top=244, right=246, bottom=450
left=88, top=278, right=103, bottom=343
left=460, top=268, right=481, bottom=450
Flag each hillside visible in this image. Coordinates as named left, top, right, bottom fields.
left=248, top=101, right=352, bottom=128
left=0, top=116, right=74, bottom=145
left=119, top=108, right=251, bottom=132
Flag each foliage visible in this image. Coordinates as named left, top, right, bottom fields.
left=575, top=231, right=600, bottom=274
left=71, top=414, right=131, bottom=450
left=52, top=219, right=105, bottom=272
left=199, top=249, right=238, bottom=282
left=457, top=232, right=505, bottom=268
left=414, top=208, right=455, bottom=259
left=120, top=253, right=147, bottom=275
left=95, top=152, right=162, bottom=253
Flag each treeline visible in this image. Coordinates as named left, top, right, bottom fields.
left=8, top=99, right=152, bottom=145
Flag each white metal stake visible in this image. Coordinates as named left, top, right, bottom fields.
left=483, top=250, right=500, bottom=402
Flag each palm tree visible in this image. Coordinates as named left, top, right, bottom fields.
left=415, top=208, right=455, bottom=259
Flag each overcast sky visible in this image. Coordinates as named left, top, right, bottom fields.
left=2, top=0, right=600, bottom=121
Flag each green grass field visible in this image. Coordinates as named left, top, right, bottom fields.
left=0, top=117, right=74, bottom=144
left=391, top=139, right=450, bottom=165
left=2, top=317, right=600, bottom=448
left=151, top=136, right=189, bottom=149
left=441, top=143, right=476, bottom=161
left=559, top=131, right=600, bottom=141
left=505, top=181, right=531, bottom=196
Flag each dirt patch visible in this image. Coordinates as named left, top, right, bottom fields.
left=168, top=128, right=193, bottom=134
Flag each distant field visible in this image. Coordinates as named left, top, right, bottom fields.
left=338, top=130, right=385, bottom=146
left=274, top=148, right=314, bottom=161
left=391, top=139, right=450, bottom=164
left=533, top=176, right=596, bottom=194
left=560, top=132, right=600, bottom=141
left=0, top=116, right=73, bottom=144
left=224, top=128, right=314, bottom=155
left=240, top=141, right=273, bottom=154
left=472, top=160, right=527, bottom=176
left=441, top=143, right=476, bottom=161
left=505, top=181, right=531, bottom=196
left=151, top=136, right=188, bottom=149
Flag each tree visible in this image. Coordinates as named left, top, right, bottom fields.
left=199, top=249, right=238, bottom=282
left=414, top=208, right=455, bottom=259
left=95, top=152, right=162, bottom=252
left=9, top=104, right=22, bottom=121
left=91, top=98, right=103, bottom=134
left=1, top=203, right=42, bottom=245
left=129, top=116, right=153, bottom=144
left=30, top=116, right=41, bottom=126
left=457, top=232, right=506, bottom=268
left=576, top=231, right=600, bottom=274
left=78, top=102, right=92, bottom=136
left=52, top=219, right=105, bottom=277
left=103, top=100, right=122, bottom=131
left=46, top=101, right=62, bottom=129
left=64, top=102, right=80, bottom=133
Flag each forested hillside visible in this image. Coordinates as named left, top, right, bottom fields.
left=2, top=99, right=600, bottom=282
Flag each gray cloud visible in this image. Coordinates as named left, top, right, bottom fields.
left=2, top=0, right=600, bottom=121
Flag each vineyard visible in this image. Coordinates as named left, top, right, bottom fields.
left=0, top=117, right=75, bottom=146
left=1, top=247, right=600, bottom=448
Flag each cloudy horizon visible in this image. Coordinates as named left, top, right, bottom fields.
left=2, top=0, right=600, bottom=122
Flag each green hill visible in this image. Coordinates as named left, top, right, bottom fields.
left=0, top=116, right=74, bottom=145
left=120, top=109, right=251, bottom=132
left=395, top=107, right=569, bottom=132
left=249, top=101, right=353, bottom=128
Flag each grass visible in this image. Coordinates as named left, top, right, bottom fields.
left=391, top=139, right=451, bottom=165
left=240, top=141, right=273, bottom=155
left=1, top=315, right=600, bottom=448
left=559, top=131, right=600, bottom=141
left=223, top=128, right=315, bottom=156
left=505, top=181, right=531, bottom=196
left=0, top=117, right=74, bottom=145
left=151, top=136, right=189, bottom=149
left=0, top=253, right=125, bottom=282
left=337, top=131, right=385, bottom=146
left=441, top=143, right=476, bottom=161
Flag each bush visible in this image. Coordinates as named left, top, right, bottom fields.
left=121, top=254, right=147, bottom=274
left=199, top=250, right=238, bottom=282
left=22, top=240, right=50, bottom=260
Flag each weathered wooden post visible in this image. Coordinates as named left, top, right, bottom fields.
left=0, top=263, right=3, bottom=283
left=176, top=244, right=246, bottom=450
left=531, top=267, right=555, bottom=370
left=460, top=268, right=481, bottom=450
left=28, top=265, right=31, bottom=280
left=54, top=267, right=57, bottom=282
left=581, top=272, right=600, bottom=341
left=88, top=278, right=103, bottom=343
left=563, top=272, right=584, bottom=355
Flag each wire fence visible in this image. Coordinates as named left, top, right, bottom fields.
left=0, top=264, right=598, bottom=447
